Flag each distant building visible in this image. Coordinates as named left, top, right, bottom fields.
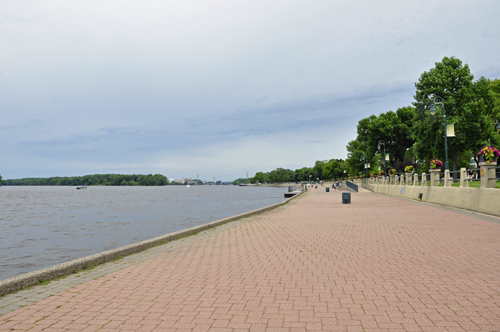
left=171, top=177, right=197, bottom=185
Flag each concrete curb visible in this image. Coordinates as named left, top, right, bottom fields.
left=0, top=191, right=304, bottom=296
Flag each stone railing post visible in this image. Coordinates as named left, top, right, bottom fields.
left=444, top=170, right=451, bottom=187
left=421, top=173, right=427, bottom=186
left=405, top=173, right=412, bottom=185
left=479, top=161, right=497, bottom=188
left=399, top=175, right=404, bottom=186
left=429, top=169, right=440, bottom=187
left=460, top=168, right=469, bottom=187
left=413, top=173, right=418, bottom=186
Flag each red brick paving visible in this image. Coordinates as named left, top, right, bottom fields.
left=2, top=188, right=500, bottom=331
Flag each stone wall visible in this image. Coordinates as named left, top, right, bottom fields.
left=365, top=184, right=500, bottom=217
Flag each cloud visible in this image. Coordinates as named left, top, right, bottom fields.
left=1, top=0, right=500, bottom=180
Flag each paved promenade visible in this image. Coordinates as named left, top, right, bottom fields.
left=2, top=187, right=500, bottom=331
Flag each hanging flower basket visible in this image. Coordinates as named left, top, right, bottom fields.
left=477, top=146, right=499, bottom=163
left=429, top=159, right=443, bottom=169
left=404, top=165, right=414, bottom=173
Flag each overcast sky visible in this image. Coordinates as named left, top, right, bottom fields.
left=1, top=0, right=499, bottom=181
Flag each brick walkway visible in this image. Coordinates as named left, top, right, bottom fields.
left=1, top=188, right=500, bottom=331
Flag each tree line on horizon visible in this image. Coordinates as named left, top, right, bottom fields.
left=2, top=174, right=169, bottom=186
left=233, top=159, right=346, bottom=185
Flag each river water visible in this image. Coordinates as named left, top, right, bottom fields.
left=0, top=185, right=288, bottom=281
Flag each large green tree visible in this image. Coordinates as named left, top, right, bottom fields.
left=347, top=106, right=416, bottom=175
left=491, top=79, right=500, bottom=117
left=413, top=57, right=499, bottom=171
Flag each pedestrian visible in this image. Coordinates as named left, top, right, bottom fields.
left=332, top=182, right=336, bottom=191
left=339, top=182, right=342, bottom=191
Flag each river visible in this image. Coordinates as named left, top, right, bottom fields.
left=0, top=185, right=288, bottom=281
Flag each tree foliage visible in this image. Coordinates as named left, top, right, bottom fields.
left=2, top=174, right=169, bottom=186
left=346, top=106, right=416, bottom=175
left=248, top=159, right=345, bottom=184
left=232, top=178, right=250, bottom=185
left=491, top=79, right=500, bottom=120
left=413, top=56, right=499, bottom=170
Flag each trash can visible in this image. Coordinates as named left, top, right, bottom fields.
left=342, top=192, right=351, bottom=204
left=326, top=187, right=329, bottom=192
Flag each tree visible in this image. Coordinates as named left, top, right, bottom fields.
left=232, top=178, right=249, bottom=185
left=367, top=109, right=414, bottom=169
left=252, top=172, right=267, bottom=184
left=490, top=79, right=500, bottom=115
left=413, top=57, right=498, bottom=172
left=294, top=167, right=313, bottom=182
left=322, top=159, right=344, bottom=179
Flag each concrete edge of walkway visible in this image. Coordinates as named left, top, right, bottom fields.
left=0, top=191, right=305, bottom=297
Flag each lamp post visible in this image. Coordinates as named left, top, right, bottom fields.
left=429, top=97, right=449, bottom=170
left=494, top=119, right=500, bottom=134
left=377, top=140, right=396, bottom=179
left=377, top=141, right=386, bottom=179
left=360, top=155, right=366, bottom=177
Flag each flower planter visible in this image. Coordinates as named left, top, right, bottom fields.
left=479, top=155, right=497, bottom=163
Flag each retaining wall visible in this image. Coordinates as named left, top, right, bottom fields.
left=365, top=184, right=500, bottom=216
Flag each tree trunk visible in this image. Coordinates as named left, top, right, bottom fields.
left=452, top=154, right=458, bottom=179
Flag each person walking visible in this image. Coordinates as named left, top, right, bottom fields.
left=332, top=182, right=336, bottom=191
left=338, top=182, right=342, bottom=191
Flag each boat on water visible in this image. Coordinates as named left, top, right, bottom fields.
left=76, top=184, right=87, bottom=190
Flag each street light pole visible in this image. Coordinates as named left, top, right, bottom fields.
left=430, top=97, right=449, bottom=170
left=378, top=141, right=387, bottom=179
left=360, top=155, right=366, bottom=177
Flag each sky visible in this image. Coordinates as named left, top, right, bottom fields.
left=1, top=0, right=500, bottom=181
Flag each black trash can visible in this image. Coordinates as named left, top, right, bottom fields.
left=342, top=192, right=351, bottom=204
left=326, top=187, right=330, bottom=192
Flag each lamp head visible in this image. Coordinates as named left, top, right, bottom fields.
left=377, top=144, right=380, bottom=150
left=429, top=103, right=436, bottom=116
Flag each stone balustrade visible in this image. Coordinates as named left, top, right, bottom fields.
left=356, top=160, right=497, bottom=189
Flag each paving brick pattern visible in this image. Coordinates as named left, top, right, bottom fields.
left=2, top=188, right=500, bottom=331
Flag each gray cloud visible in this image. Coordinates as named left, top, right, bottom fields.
left=1, top=0, right=500, bottom=180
